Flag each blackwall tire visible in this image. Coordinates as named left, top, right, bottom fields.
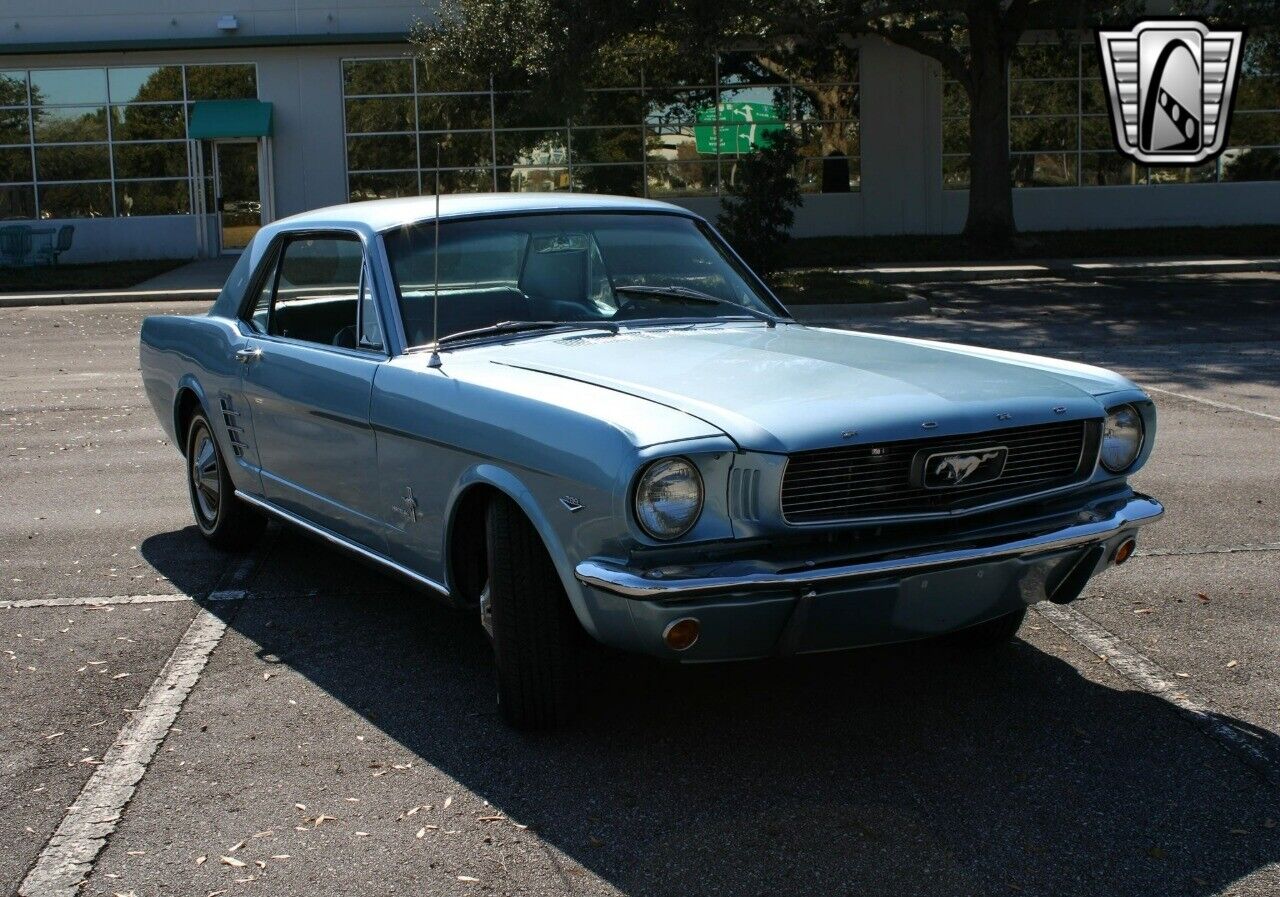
left=185, top=411, right=265, bottom=551
left=485, top=495, right=583, bottom=729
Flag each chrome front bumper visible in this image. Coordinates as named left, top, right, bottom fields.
left=576, top=494, right=1164, bottom=601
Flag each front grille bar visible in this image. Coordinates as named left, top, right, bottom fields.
left=781, top=419, right=1101, bottom=524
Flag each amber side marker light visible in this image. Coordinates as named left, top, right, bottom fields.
left=663, top=618, right=701, bottom=651
left=1113, top=538, right=1137, bottom=566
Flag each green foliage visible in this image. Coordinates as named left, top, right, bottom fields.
left=716, top=129, right=802, bottom=276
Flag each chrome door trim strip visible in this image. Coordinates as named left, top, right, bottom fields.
left=235, top=490, right=449, bottom=597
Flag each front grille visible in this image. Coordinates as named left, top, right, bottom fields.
left=781, top=420, right=1099, bottom=524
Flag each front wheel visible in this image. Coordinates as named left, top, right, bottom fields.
left=185, top=411, right=265, bottom=551
left=485, top=496, right=583, bottom=729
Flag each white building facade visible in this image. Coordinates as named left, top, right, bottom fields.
left=1, top=2, right=1277, bottom=262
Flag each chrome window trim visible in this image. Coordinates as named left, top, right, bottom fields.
left=235, top=226, right=390, bottom=360
left=355, top=258, right=387, bottom=354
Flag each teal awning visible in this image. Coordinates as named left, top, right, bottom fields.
left=188, top=100, right=273, bottom=139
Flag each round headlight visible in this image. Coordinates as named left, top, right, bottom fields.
left=634, top=457, right=704, bottom=540
left=1100, top=404, right=1144, bottom=473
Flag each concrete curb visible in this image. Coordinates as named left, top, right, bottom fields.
left=846, top=257, right=1280, bottom=284
left=2, top=256, right=1276, bottom=310
left=0, top=288, right=219, bottom=309
left=789, top=294, right=932, bottom=324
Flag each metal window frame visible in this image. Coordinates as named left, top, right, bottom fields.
left=0, top=61, right=259, bottom=220
left=941, top=40, right=1280, bottom=190
left=338, top=52, right=862, bottom=202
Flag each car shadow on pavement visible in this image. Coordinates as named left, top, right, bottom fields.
left=146, top=525, right=1280, bottom=896
left=860, top=274, right=1280, bottom=394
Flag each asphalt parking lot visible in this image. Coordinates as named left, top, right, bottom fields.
left=2, top=272, right=1278, bottom=897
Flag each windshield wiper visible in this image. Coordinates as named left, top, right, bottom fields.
left=612, top=285, right=779, bottom=327
left=432, top=319, right=617, bottom=347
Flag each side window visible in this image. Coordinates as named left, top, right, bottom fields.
left=357, top=265, right=384, bottom=351
left=267, top=236, right=364, bottom=348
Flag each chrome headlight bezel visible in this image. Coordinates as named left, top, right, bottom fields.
left=633, top=456, right=705, bottom=541
left=1100, top=403, right=1145, bottom=473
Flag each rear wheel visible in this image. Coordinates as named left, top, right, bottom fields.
left=485, top=495, right=583, bottom=729
left=947, top=607, right=1027, bottom=648
left=186, top=411, right=265, bottom=551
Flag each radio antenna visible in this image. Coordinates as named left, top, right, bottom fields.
left=427, top=143, right=443, bottom=369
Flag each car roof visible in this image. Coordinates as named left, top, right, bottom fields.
left=272, top=192, right=699, bottom=234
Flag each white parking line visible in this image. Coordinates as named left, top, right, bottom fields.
left=1137, top=542, right=1280, bottom=558
left=17, top=536, right=273, bottom=895
left=17, top=608, right=229, bottom=896
left=1144, top=384, right=1280, bottom=423
left=0, top=593, right=189, bottom=610
left=1035, top=602, right=1279, bottom=787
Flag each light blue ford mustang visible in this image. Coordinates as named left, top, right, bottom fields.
left=141, top=193, right=1163, bottom=728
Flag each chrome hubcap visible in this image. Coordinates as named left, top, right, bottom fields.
left=191, top=430, right=220, bottom=524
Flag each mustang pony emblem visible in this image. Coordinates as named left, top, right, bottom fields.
left=934, top=451, right=1000, bottom=485
left=916, top=446, right=1010, bottom=489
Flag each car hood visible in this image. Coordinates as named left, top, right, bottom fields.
left=487, top=323, right=1136, bottom=453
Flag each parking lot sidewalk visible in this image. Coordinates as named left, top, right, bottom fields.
left=846, top=254, right=1280, bottom=284
left=0, top=257, right=234, bottom=309
left=2, top=253, right=1278, bottom=310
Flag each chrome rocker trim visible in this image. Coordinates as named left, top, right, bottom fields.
left=235, top=490, right=450, bottom=597
left=576, top=494, right=1164, bottom=600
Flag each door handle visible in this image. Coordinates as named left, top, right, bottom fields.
left=235, top=347, right=263, bottom=364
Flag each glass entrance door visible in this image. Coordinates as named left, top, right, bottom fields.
left=213, top=141, right=262, bottom=252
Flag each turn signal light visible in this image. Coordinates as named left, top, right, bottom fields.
left=663, top=617, right=701, bottom=651
left=1113, top=538, right=1137, bottom=565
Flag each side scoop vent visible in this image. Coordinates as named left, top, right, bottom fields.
left=219, top=395, right=248, bottom=459
left=729, top=467, right=762, bottom=522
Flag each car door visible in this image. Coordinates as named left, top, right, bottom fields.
left=237, top=231, right=390, bottom=552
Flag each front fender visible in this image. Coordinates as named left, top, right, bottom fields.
left=444, top=463, right=633, bottom=642
left=171, top=372, right=212, bottom=447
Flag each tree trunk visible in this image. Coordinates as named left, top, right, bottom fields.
left=963, top=2, right=1015, bottom=252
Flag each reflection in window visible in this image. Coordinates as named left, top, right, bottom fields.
left=341, top=50, right=859, bottom=202
left=108, top=66, right=183, bottom=103
left=111, top=104, right=186, bottom=141
left=117, top=180, right=190, bottom=216
left=38, top=182, right=112, bottom=219
left=0, top=63, right=257, bottom=219
left=943, top=32, right=1280, bottom=188
left=0, top=184, right=35, bottom=220
left=30, top=69, right=108, bottom=106
left=185, top=65, right=257, bottom=101
left=0, top=146, right=32, bottom=182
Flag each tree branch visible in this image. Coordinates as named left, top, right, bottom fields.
left=870, top=22, right=970, bottom=84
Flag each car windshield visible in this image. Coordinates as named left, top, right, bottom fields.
left=382, top=212, right=783, bottom=347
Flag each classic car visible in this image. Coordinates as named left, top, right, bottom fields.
left=140, top=193, right=1162, bottom=728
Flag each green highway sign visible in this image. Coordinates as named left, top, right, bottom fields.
left=694, top=102, right=784, bottom=154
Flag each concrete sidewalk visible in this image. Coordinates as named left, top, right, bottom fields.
left=0, top=257, right=235, bottom=308
left=845, top=255, right=1280, bottom=284
left=2, top=253, right=1278, bottom=309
